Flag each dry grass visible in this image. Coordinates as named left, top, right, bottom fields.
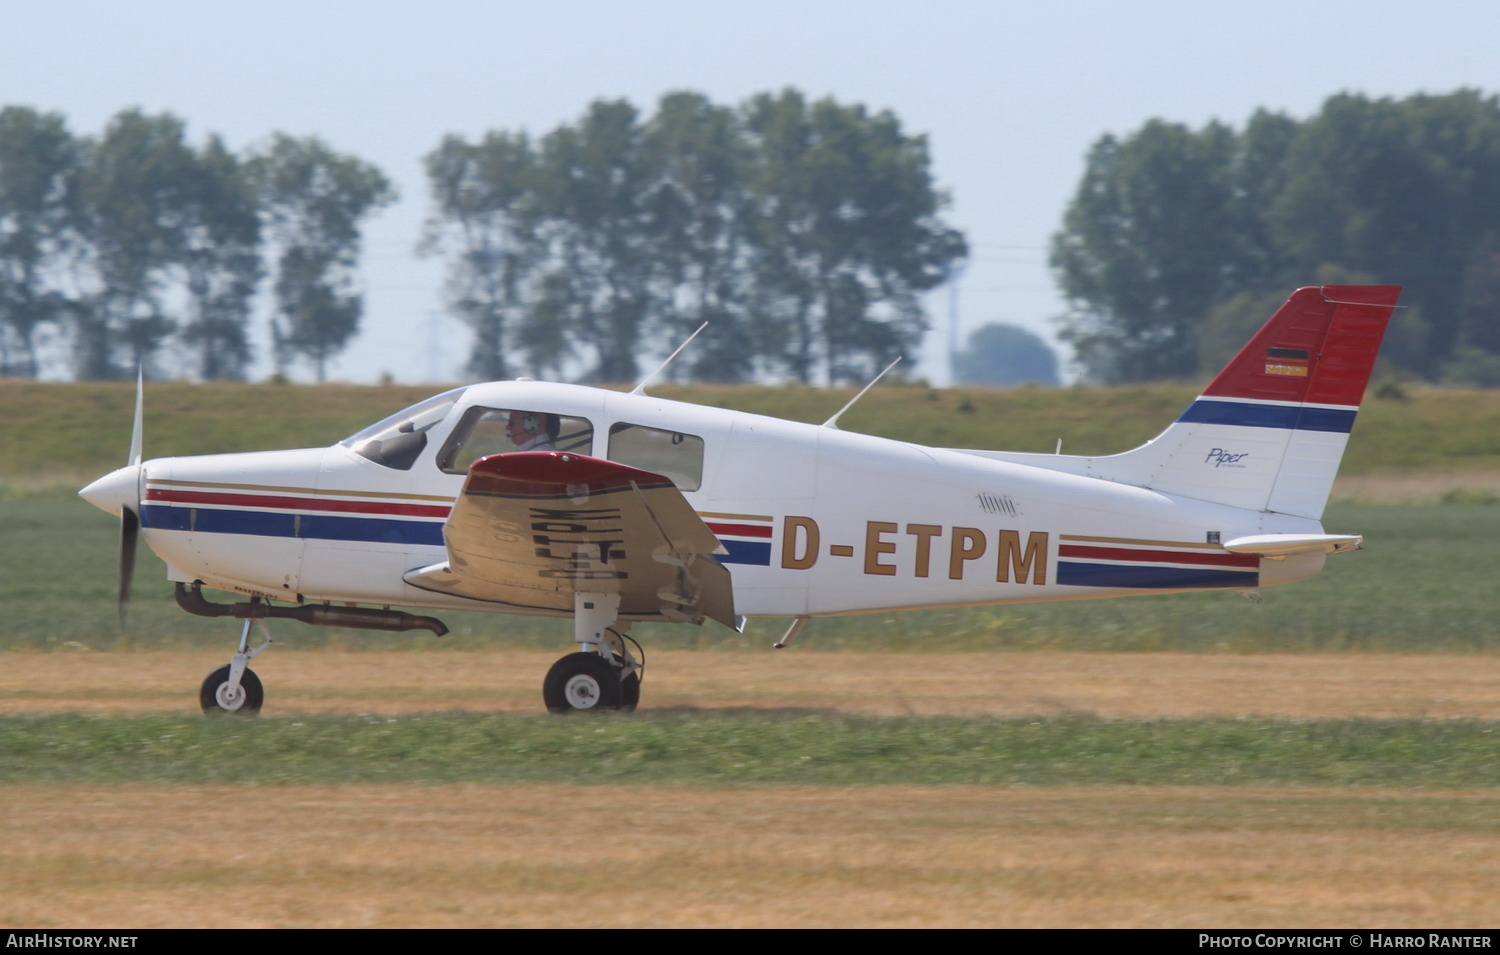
left=3, top=784, right=1496, bottom=928
left=5, top=650, right=1499, bottom=928
left=4, top=649, right=1500, bottom=719
left=1333, top=470, right=1500, bottom=503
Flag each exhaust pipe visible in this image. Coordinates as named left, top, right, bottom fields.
left=175, top=582, right=449, bottom=636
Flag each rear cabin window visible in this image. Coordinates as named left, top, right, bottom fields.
left=437, top=407, right=594, bottom=474
left=607, top=423, right=704, bottom=491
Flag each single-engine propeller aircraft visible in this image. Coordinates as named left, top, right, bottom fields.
left=80, top=285, right=1400, bottom=715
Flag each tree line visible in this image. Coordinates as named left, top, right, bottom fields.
left=1053, top=89, right=1500, bottom=386
left=421, top=89, right=966, bottom=384
left=0, top=106, right=395, bottom=381
left=0, top=90, right=965, bottom=385
left=22, top=89, right=1498, bottom=389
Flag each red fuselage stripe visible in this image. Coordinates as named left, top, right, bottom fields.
left=1058, top=544, right=1259, bottom=568
left=704, top=522, right=773, bottom=539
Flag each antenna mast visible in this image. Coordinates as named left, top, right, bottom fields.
left=821, top=357, right=902, bottom=429
left=630, top=322, right=709, bottom=396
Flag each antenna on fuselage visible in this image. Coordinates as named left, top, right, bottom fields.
left=630, top=322, right=709, bottom=396
left=821, top=357, right=902, bottom=430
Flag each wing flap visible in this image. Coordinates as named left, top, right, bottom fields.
left=404, top=452, right=735, bottom=627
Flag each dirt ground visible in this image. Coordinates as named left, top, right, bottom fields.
left=3, top=784, right=1496, bottom=929
left=4, top=650, right=1498, bottom=929
left=2, top=648, right=1498, bottom=719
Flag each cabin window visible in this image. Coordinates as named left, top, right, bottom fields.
left=437, top=407, right=594, bottom=474
left=340, top=388, right=464, bottom=471
left=607, top=423, right=704, bottom=491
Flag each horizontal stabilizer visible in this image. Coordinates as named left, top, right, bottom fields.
left=1222, top=533, right=1363, bottom=557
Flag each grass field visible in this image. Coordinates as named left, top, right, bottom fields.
left=7, top=379, right=1497, bottom=654
left=7, top=378, right=1500, bottom=497
left=2, top=653, right=1499, bottom=928
left=5, top=709, right=1500, bottom=787
left=3, top=650, right=1500, bottom=928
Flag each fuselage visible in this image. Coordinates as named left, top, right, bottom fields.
left=116, top=380, right=1328, bottom=622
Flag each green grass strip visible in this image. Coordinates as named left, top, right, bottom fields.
left=2, top=713, right=1497, bottom=788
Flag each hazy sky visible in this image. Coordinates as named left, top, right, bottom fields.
left=7, top=0, right=1498, bottom=385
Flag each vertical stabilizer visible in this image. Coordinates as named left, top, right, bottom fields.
left=959, top=286, right=1401, bottom=521
left=1132, top=285, right=1401, bottom=518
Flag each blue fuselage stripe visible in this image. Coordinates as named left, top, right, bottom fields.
left=718, top=538, right=773, bottom=566
left=1057, top=561, right=1259, bottom=590
left=141, top=504, right=446, bottom=546
left=141, top=504, right=771, bottom=561
left=1177, top=400, right=1356, bottom=433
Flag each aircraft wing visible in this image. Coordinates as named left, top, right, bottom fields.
left=404, top=452, right=736, bottom=627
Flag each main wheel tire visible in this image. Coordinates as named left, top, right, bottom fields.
left=199, top=664, right=264, bottom=715
left=620, top=670, right=641, bottom=713
left=542, top=652, right=624, bottom=714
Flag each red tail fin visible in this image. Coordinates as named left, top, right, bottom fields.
left=1202, top=285, right=1401, bottom=407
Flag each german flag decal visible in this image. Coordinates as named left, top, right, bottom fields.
left=1265, top=362, right=1309, bottom=377
left=1265, top=346, right=1310, bottom=377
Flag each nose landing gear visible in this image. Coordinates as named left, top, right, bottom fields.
left=200, top=608, right=273, bottom=715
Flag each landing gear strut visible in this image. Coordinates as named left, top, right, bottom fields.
left=200, top=603, right=273, bottom=715
left=543, top=593, right=642, bottom=714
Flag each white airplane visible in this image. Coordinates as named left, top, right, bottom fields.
left=80, top=284, right=1401, bottom=715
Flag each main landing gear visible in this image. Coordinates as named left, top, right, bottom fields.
left=542, top=593, right=643, bottom=714
left=200, top=606, right=273, bottom=715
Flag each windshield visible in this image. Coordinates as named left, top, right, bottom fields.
left=340, top=387, right=466, bottom=470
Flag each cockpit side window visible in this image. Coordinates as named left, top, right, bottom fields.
left=437, top=407, right=594, bottom=474
left=340, top=388, right=464, bottom=471
left=607, top=423, right=704, bottom=491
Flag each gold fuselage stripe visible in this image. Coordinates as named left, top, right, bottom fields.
left=1060, top=534, right=1223, bottom=550
left=698, top=510, right=774, bottom=522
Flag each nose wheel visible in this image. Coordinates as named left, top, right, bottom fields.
left=200, top=664, right=264, bottom=714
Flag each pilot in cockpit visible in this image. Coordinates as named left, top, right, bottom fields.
left=505, top=410, right=560, bottom=452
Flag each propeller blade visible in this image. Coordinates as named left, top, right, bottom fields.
left=119, top=370, right=144, bottom=629
left=119, top=505, right=139, bottom=629
left=128, top=367, right=143, bottom=468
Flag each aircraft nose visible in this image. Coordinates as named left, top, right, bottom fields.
left=79, top=464, right=142, bottom=517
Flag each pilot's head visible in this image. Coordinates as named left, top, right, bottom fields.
left=506, top=410, right=558, bottom=447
